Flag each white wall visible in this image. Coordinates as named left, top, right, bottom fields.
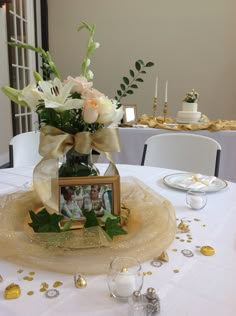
left=0, top=6, right=12, bottom=165
left=47, top=0, right=236, bottom=120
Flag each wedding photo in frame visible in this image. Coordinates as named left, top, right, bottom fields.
left=122, top=104, right=137, bottom=123
left=58, top=176, right=120, bottom=229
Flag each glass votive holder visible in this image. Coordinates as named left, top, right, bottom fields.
left=107, top=256, right=144, bottom=301
left=186, top=189, right=207, bottom=210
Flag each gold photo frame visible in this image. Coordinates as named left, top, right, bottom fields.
left=122, top=104, right=137, bottom=123
left=58, top=175, right=120, bottom=229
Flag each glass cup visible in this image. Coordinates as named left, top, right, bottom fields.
left=186, top=189, right=207, bottom=210
left=107, top=256, right=144, bottom=301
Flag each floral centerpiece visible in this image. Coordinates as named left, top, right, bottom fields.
left=1, top=22, right=154, bottom=239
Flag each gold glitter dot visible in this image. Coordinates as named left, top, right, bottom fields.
left=187, top=234, right=191, bottom=237
left=146, top=271, right=152, bottom=275
left=27, top=291, right=34, bottom=296
left=17, top=269, right=24, bottom=273
left=173, top=269, right=179, bottom=273
left=40, top=288, right=47, bottom=292
left=23, top=276, right=34, bottom=281
left=187, top=240, right=192, bottom=243
left=200, top=246, right=215, bottom=256
left=180, top=239, right=185, bottom=242
left=29, top=272, right=35, bottom=275
left=194, top=218, right=200, bottom=221
left=41, top=282, right=49, bottom=288
left=172, top=249, right=178, bottom=252
left=195, top=246, right=201, bottom=248
left=53, top=281, right=63, bottom=288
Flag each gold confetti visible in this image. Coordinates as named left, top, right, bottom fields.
left=172, top=249, right=178, bottom=252
left=41, top=282, right=49, bottom=288
left=173, top=269, right=179, bottom=273
left=146, top=271, right=152, bottom=275
left=176, top=236, right=180, bottom=239
left=40, top=288, right=47, bottom=292
left=195, top=246, right=201, bottom=248
left=4, top=283, right=21, bottom=299
left=180, top=239, right=185, bottom=242
left=23, top=276, right=34, bottom=281
left=187, top=240, right=192, bottom=243
left=53, top=281, right=63, bottom=288
left=27, top=291, right=34, bottom=296
left=194, top=218, right=201, bottom=221
left=202, top=224, right=206, bottom=227
left=157, top=251, right=169, bottom=262
left=17, top=269, right=23, bottom=274
left=200, top=246, right=215, bottom=256
left=29, top=272, right=35, bottom=275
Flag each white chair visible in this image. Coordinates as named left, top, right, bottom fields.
left=9, top=131, right=42, bottom=167
left=141, top=133, right=221, bottom=176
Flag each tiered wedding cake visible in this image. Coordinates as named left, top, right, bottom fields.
left=177, top=89, right=201, bottom=123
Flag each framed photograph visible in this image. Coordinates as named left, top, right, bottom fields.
left=123, top=104, right=137, bottom=123
left=58, top=175, right=120, bottom=229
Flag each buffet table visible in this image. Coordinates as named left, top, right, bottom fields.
left=102, top=127, right=236, bottom=182
left=0, top=164, right=236, bottom=316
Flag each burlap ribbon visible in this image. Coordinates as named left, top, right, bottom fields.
left=33, top=126, right=121, bottom=213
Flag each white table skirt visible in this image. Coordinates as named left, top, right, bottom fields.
left=0, top=164, right=236, bottom=316
left=100, top=127, right=236, bottom=182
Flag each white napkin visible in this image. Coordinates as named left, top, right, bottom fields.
left=178, top=174, right=216, bottom=189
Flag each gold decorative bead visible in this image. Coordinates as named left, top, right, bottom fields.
left=157, top=251, right=169, bottom=262
left=74, top=274, right=87, bottom=288
left=4, top=283, right=21, bottom=299
left=53, top=281, right=63, bottom=288
left=200, top=246, right=215, bottom=256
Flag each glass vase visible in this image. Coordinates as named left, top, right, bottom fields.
left=58, top=148, right=100, bottom=177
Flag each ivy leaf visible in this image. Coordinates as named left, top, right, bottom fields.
left=62, top=219, right=73, bottom=231
left=123, top=77, right=129, bottom=85
left=145, top=62, right=155, bottom=67
left=83, top=210, right=99, bottom=228
left=28, top=208, right=64, bottom=233
left=105, top=218, right=127, bottom=239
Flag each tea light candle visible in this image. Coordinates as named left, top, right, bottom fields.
left=115, top=270, right=136, bottom=297
left=189, top=195, right=203, bottom=209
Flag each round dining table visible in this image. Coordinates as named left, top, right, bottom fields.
left=0, top=164, right=235, bottom=316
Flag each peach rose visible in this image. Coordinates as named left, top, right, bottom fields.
left=65, top=76, right=93, bottom=94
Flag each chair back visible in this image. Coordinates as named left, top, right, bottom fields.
left=141, top=133, right=221, bottom=176
left=9, top=131, right=42, bottom=167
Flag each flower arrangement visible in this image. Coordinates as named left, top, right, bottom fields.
left=2, top=22, right=123, bottom=134
left=183, top=89, right=199, bottom=103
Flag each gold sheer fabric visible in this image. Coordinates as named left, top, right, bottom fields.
left=0, top=177, right=176, bottom=275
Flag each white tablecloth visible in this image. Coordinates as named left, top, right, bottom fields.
left=101, top=127, right=236, bottom=182
left=0, top=164, right=236, bottom=316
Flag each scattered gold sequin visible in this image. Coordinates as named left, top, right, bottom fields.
left=176, top=236, right=180, bottom=239
left=23, top=276, right=34, bottom=281
left=200, top=246, right=215, bottom=256
left=29, top=272, right=35, bottom=275
left=177, top=220, right=190, bottom=233
left=187, top=240, right=192, bottom=243
left=4, top=283, right=21, bottom=299
left=17, top=269, right=23, bottom=274
left=40, top=288, right=47, bottom=292
left=53, top=281, right=63, bottom=288
left=143, top=271, right=152, bottom=276
left=173, top=269, right=179, bottom=273
left=27, top=291, right=34, bottom=296
left=41, top=282, right=49, bottom=288
left=180, top=239, right=185, bottom=242
left=172, top=249, right=178, bottom=252
left=194, top=218, right=201, bottom=221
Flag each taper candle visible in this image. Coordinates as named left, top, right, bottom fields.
left=165, top=80, right=168, bottom=102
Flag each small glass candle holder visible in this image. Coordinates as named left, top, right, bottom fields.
left=186, top=189, right=207, bottom=210
left=107, top=256, right=144, bottom=301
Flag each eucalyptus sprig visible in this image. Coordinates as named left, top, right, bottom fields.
left=115, top=59, right=154, bottom=105
left=78, top=21, right=100, bottom=81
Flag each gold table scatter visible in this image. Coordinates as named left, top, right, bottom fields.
left=143, top=271, right=152, bottom=276
left=172, top=249, right=178, bottom=252
left=200, top=246, right=215, bottom=256
left=29, top=271, right=35, bottom=275
left=27, top=291, right=34, bottom=296
left=173, top=269, right=179, bottom=273
left=17, top=269, right=24, bottom=273
left=23, top=276, right=34, bottom=281
left=177, top=220, right=190, bottom=233
left=40, top=288, right=47, bottom=292
left=0, top=275, right=3, bottom=282
left=41, top=282, right=49, bottom=288
left=4, top=283, right=21, bottom=299
left=53, top=281, right=63, bottom=288
left=74, top=274, right=87, bottom=288
left=157, top=251, right=169, bottom=262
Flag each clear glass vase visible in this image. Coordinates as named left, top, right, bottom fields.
left=58, top=148, right=100, bottom=177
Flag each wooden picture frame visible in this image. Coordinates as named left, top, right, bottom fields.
left=58, top=175, right=120, bottom=229
left=122, top=104, right=137, bottom=123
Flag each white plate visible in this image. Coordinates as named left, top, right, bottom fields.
left=163, top=173, right=228, bottom=192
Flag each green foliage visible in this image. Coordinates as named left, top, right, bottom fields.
left=28, top=208, right=64, bottom=233
left=105, top=217, right=128, bottom=239
left=115, top=59, right=154, bottom=105
left=83, top=209, right=99, bottom=228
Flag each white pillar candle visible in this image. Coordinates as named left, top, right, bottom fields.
left=165, top=80, right=168, bottom=102
left=155, top=77, right=158, bottom=98
left=115, top=271, right=136, bottom=297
